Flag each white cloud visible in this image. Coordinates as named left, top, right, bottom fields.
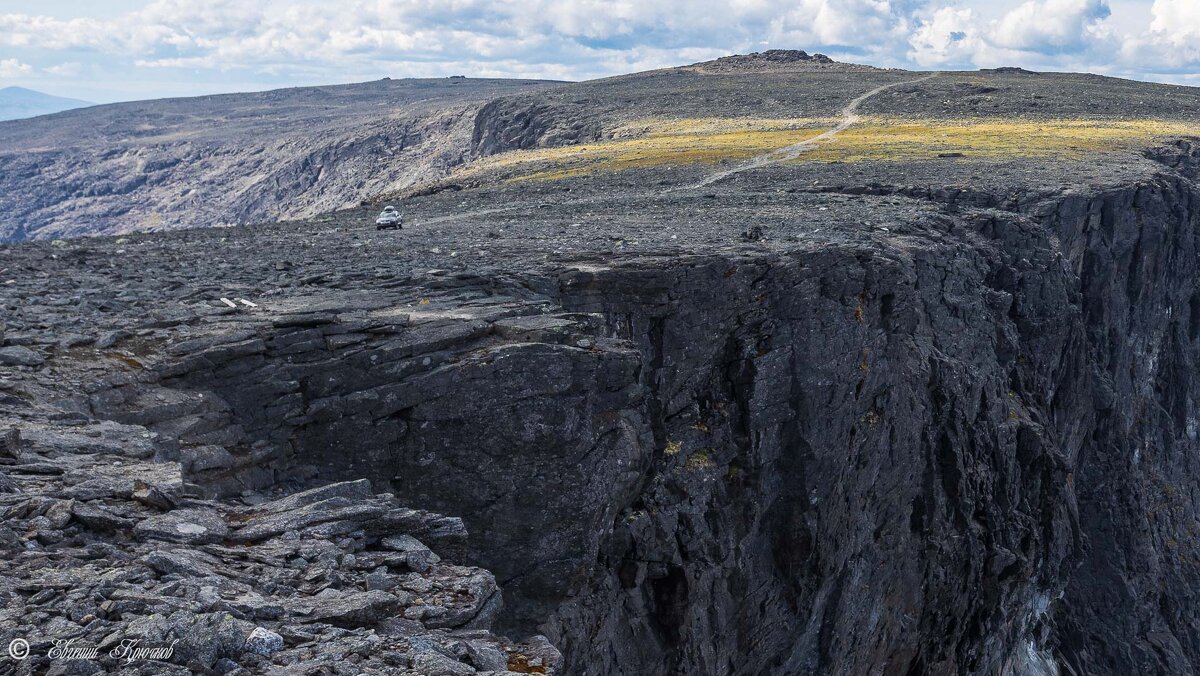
left=908, top=0, right=1119, bottom=66
left=766, top=0, right=912, bottom=50
left=0, top=58, right=34, bottom=78
left=43, top=62, right=81, bottom=76
left=908, top=7, right=982, bottom=66
left=993, top=0, right=1111, bottom=52
left=0, top=0, right=1198, bottom=98
left=0, top=0, right=919, bottom=77
left=1133, top=0, right=1200, bottom=71
left=1148, top=0, right=1200, bottom=43
left=908, top=0, right=1200, bottom=79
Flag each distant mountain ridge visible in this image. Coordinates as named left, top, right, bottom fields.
left=0, top=86, right=92, bottom=121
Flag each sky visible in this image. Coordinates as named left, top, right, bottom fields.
left=0, top=0, right=1197, bottom=103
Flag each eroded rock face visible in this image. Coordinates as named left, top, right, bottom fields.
left=77, top=299, right=653, bottom=638
left=542, top=225, right=1086, bottom=675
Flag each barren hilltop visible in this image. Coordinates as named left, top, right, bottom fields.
left=2, top=51, right=1200, bottom=675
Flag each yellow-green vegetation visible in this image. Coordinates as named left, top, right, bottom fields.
left=664, top=440, right=682, bottom=456
left=793, top=118, right=1199, bottom=164
left=685, top=448, right=715, bottom=471
left=457, top=115, right=1198, bottom=183
left=459, top=116, right=834, bottom=182
left=605, top=116, right=838, bottom=141
left=1007, top=390, right=1024, bottom=421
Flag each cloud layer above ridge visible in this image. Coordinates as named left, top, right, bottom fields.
left=1, top=0, right=1196, bottom=101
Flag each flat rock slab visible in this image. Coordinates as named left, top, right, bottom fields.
left=0, top=346, right=44, bottom=366
left=134, top=507, right=229, bottom=544
left=140, top=548, right=219, bottom=577
left=294, top=589, right=401, bottom=627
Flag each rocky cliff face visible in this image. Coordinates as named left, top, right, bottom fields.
left=33, top=152, right=1195, bottom=674
left=1041, top=171, right=1200, bottom=674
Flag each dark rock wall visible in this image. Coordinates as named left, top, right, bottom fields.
left=1039, top=176, right=1200, bottom=675
left=546, top=220, right=1085, bottom=675
left=471, top=98, right=604, bottom=157
left=83, top=166, right=1200, bottom=675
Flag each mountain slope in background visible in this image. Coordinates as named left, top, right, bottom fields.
left=2, top=51, right=1200, bottom=243
left=0, top=77, right=558, bottom=242
left=0, top=86, right=91, bottom=121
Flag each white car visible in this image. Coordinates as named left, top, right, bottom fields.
left=375, top=206, right=403, bottom=230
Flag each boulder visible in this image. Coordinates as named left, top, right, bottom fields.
left=243, top=626, right=283, bottom=656
left=380, top=534, right=441, bottom=572
left=294, top=590, right=400, bottom=628
left=0, top=346, right=43, bottom=366
left=134, top=508, right=228, bottom=544
left=141, top=549, right=219, bottom=577
left=1, top=427, right=20, bottom=460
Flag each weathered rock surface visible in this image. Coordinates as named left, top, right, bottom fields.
left=0, top=345, right=44, bottom=366
left=0, top=446, right=560, bottom=675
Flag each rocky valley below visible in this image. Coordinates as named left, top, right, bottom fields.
left=2, top=52, right=1200, bottom=675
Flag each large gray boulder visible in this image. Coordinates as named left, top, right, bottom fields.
left=0, top=345, right=43, bottom=366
